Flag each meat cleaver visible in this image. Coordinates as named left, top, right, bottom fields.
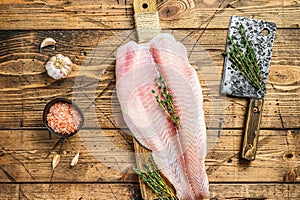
left=221, top=16, right=276, bottom=160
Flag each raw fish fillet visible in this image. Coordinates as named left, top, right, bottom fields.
left=116, top=33, right=209, bottom=200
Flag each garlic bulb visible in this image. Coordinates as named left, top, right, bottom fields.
left=45, top=54, right=72, bottom=80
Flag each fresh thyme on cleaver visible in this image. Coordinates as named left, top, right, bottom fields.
left=225, top=24, right=265, bottom=92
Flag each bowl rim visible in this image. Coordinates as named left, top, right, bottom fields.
left=43, top=97, right=84, bottom=138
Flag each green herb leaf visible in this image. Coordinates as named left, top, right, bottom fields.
left=226, top=24, right=265, bottom=93
left=153, top=75, right=180, bottom=127
left=134, top=155, right=178, bottom=200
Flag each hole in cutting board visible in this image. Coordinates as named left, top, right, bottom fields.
left=142, top=3, right=148, bottom=9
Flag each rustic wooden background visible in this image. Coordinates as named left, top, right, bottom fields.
left=0, top=0, right=299, bottom=199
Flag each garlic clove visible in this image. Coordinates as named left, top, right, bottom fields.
left=57, top=54, right=72, bottom=66
left=52, top=154, right=61, bottom=170
left=70, top=151, right=80, bottom=167
left=45, top=54, right=73, bottom=80
left=46, top=66, right=61, bottom=80
left=63, top=56, right=72, bottom=66
left=40, top=38, right=56, bottom=49
left=60, top=67, right=69, bottom=78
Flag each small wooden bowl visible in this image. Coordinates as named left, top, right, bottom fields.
left=43, top=98, right=84, bottom=138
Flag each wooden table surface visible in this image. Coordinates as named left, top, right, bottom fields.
left=0, top=0, right=299, bottom=199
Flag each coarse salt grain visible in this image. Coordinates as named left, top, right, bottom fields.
left=47, top=102, right=81, bottom=135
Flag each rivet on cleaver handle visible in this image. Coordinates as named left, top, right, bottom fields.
left=241, top=98, right=264, bottom=160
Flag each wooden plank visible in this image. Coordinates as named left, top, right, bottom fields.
left=0, top=184, right=18, bottom=200
left=209, top=183, right=300, bottom=199
left=0, top=0, right=299, bottom=30
left=0, top=129, right=299, bottom=183
left=0, top=129, right=136, bottom=182
left=0, top=33, right=23, bottom=127
left=0, top=183, right=140, bottom=200
left=0, top=183, right=299, bottom=199
left=0, top=29, right=299, bottom=129
left=206, top=129, right=300, bottom=183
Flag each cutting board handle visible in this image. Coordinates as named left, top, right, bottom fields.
left=133, top=0, right=157, bottom=13
left=133, top=0, right=161, bottom=43
left=241, top=98, right=264, bottom=160
left=133, top=1, right=162, bottom=199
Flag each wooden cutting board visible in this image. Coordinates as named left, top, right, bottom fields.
left=132, top=0, right=161, bottom=199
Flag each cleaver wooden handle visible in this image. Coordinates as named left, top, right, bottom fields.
left=241, top=98, right=264, bottom=160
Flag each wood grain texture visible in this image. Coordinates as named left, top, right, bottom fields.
left=0, top=183, right=299, bottom=199
left=0, top=129, right=299, bottom=183
left=0, top=129, right=136, bottom=182
left=241, top=99, right=264, bottom=160
left=209, top=183, right=300, bottom=200
left=0, top=0, right=300, bottom=30
left=0, top=0, right=299, bottom=198
left=0, top=29, right=299, bottom=129
left=0, top=183, right=140, bottom=200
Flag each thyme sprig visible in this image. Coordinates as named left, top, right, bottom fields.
left=152, top=75, right=180, bottom=127
left=225, top=24, right=265, bottom=92
left=134, top=155, right=178, bottom=200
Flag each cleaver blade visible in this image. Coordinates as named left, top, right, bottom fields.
left=221, top=16, right=277, bottom=160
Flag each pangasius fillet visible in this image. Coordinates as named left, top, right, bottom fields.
left=116, top=33, right=209, bottom=199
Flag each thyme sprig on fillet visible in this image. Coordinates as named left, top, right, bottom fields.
left=152, top=75, right=180, bottom=127
left=134, top=155, right=178, bottom=200
left=225, top=24, right=265, bottom=92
